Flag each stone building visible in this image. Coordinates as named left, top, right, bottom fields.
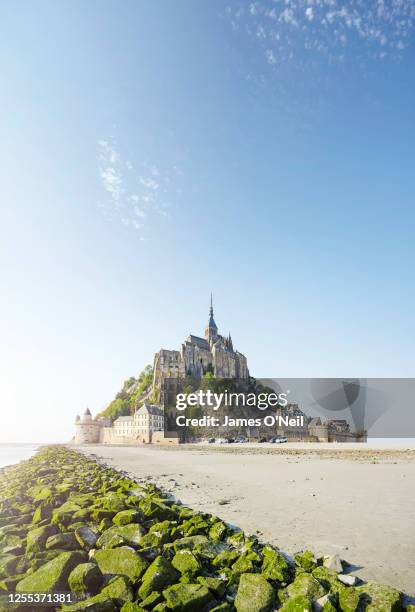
left=113, top=403, right=164, bottom=443
left=153, top=296, right=249, bottom=401
left=308, top=417, right=367, bottom=442
left=74, top=408, right=111, bottom=444
left=74, top=403, right=165, bottom=445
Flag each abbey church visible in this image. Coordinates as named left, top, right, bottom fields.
left=152, top=297, right=249, bottom=390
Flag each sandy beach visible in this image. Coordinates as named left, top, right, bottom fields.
left=78, top=443, right=415, bottom=597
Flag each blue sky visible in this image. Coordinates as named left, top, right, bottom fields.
left=0, top=1, right=414, bottom=442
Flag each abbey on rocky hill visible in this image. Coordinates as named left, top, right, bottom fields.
left=153, top=296, right=249, bottom=389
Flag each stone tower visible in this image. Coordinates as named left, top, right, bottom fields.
left=74, top=407, right=100, bottom=444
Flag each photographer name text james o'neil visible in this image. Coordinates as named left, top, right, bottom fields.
left=176, top=414, right=305, bottom=428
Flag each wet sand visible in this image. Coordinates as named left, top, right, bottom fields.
left=78, top=443, right=415, bottom=595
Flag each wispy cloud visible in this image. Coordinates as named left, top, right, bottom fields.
left=97, top=138, right=183, bottom=235
left=226, top=0, right=415, bottom=65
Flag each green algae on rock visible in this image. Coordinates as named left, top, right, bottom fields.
left=356, top=581, right=402, bottom=611
left=93, top=548, right=148, bottom=583
left=162, top=582, right=214, bottom=611
left=234, top=573, right=275, bottom=612
left=68, top=561, right=103, bottom=596
left=138, top=555, right=180, bottom=600
left=16, top=551, right=86, bottom=592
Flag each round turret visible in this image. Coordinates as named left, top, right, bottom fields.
left=75, top=407, right=100, bottom=444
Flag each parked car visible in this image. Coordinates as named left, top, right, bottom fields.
left=271, top=436, right=288, bottom=444
left=208, top=438, right=216, bottom=444
left=235, top=436, right=248, bottom=443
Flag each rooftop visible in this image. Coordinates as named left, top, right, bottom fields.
left=114, top=415, right=134, bottom=423
left=136, top=403, right=164, bottom=417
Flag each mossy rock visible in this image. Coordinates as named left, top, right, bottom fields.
left=0, top=554, right=28, bottom=578
left=68, top=562, right=103, bottom=596
left=0, top=573, right=27, bottom=592
left=173, top=535, right=209, bottom=552
left=152, top=604, right=168, bottom=612
left=182, top=515, right=210, bottom=536
left=279, top=595, right=313, bottom=611
left=338, top=585, right=361, bottom=612
left=62, top=593, right=119, bottom=611
left=162, top=582, right=215, bottom=612
left=139, top=520, right=174, bottom=547
left=294, top=550, right=317, bottom=572
left=140, top=590, right=163, bottom=608
left=1, top=545, right=24, bottom=557
left=234, top=573, right=275, bottom=612
left=140, top=531, right=169, bottom=549
left=212, top=548, right=240, bottom=568
left=355, top=581, right=402, bottom=611
left=27, top=549, right=63, bottom=572
left=120, top=603, right=145, bottom=612
left=261, top=546, right=291, bottom=583
left=31, top=485, right=53, bottom=503
left=139, top=498, right=177, bottom=522
left=94, top=548, right=148, bottom=583
left=138, top=555, right=180, bottom=600
left=193, top=539, right=224, bottom=561
left=232, top=553, right=256, bottom=576
left=0, top=535, right=22, bottom=553
left=45, top=532, right=79, bottom=551
left=312, top=566, right=342, bottom=593
left=285, top=573, right=326, bottom=601
left=196, top=576, right=226, bottom=597
left=51, top=501, right=82, bottom=525
left=149, top=520, right=173, bottom=534
left=75, top=525, right=99, bottom=550
left=100, top=575, right=134, bottom=602
left=96, top=524, right=145, bottom=549
left=16, top=550, right=86, bottom=592
left=113, top=510, right=142, bottom=526
left=32, top=503, right=53, bottom=524
left=91, top=509, right=116, bottom=523
left=68, top=493, right=97, bottom=508
left=99, top=493, right=127, bottom=513
left=226, top=532, right=246, bottom=552
left=171, top=550, right=202, bottom=577
left=321, top=595, right=337, bottom=612
left=209, top=521, right=229, bottom=542
left=26, top=524, right=59, bottom=553
left=72, top=508, right=92, bottom=521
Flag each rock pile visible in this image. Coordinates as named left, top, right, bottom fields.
left=0, top=447, right=410, bottom=611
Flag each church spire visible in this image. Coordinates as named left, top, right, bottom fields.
left=205, top=293, right=218, bottom=342
left=208, top=294, right=216, bottom=328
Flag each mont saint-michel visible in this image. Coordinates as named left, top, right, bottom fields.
left=153, top=295, right=249, bottom=387
left=74, top=297, right=365, bottom=445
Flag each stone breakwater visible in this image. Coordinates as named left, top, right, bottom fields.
left=0, top=447, right=411, bottom=612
